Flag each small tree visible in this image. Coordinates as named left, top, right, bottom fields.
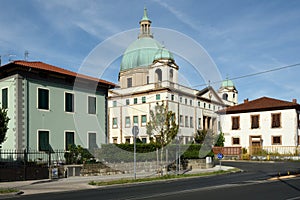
left=0, top=107, right=10, bottom=145
left=215, top=132, right=225, bottom=147
left=146, top=101, right=178, bottom=147
left=146, top=101, right=178, bottom=174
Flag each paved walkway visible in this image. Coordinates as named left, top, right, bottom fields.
left=0, top=165, right=236, bottom=197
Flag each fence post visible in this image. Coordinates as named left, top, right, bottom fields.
left=23, top=149, right=28, bottom=180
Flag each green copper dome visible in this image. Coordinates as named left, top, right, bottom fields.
left=121, top=37, right=163, bottom=71
left=154, top=47, right=174, bottom=61
left=222, top=79, right=235, bottom=87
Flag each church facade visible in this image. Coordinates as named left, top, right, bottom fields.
left=108, top=9, right=238, bottom=144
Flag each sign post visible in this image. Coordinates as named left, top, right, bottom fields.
left=132, top=126, right=139, bottom=179
left=217, top=153, right=224, bottom=170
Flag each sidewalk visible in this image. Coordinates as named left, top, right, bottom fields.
left=0, top=165, right=237, bottom=197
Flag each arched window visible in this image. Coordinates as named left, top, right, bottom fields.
left=169, top=69, right=173, bottom=81
left=223, top=93, right=228, bottom=101
left=155, top=68, right=162, bottom=82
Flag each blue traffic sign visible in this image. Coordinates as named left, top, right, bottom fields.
left=217, top=153, right=224, bottom=160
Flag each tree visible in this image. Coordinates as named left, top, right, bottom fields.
left=215, top=131, right=225, bottom=147
left=0, top=107, right=10, bottom=145
left=146, top=101, right=178, bottom=147
left=194, top=129, right=225, bottom=148
left=146, top=101, right=178, bottom=174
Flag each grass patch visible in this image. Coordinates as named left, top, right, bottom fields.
left=89, top=168, right=240, bottom=186
left=0, top=188, right=19, bottom=194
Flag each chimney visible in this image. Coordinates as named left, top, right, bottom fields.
left=244, top=98, right=249, bottom=103
left=292, top=99, right=297, bottom=103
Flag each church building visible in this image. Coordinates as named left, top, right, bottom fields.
left=108, top=8, right=238, bottom=144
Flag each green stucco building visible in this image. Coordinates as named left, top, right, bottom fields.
left=0, top=60, right=115, bottom=151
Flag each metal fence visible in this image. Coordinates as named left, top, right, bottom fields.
left=0, top=149, right=67, bottom=181
left=0, top=149, right=66, bottom=165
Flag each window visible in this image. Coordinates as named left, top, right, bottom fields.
left=113, top=101, right=117, bottom=107
left=185, top=99, right=187, bottom=105
left=38, top=88, right=49, bottom=110
left=141, top=115, right=147, bottom=126
left=190, top=116, right=194, bottom=128
left=198, top=101, right=200, bottom=107
left=179, top=96, right=182, bottom=103
left=169, top=69, right=173, bottom=80
left=38, top=130, right=49, bottom=151
left=2, top=88, right=8, bottom=109
left=190, top=100, right=193, bottom=106
left=88, top=132, right=97, bottom=149
left=156, top=94, right=160, bottom=100
left=134, top=98, right=138, bottom=104
left=179, top=115, right=183, bottom=127
left=272, top=136, right=282, bottom=145
left=271, top=113, right=281, bottom=128
left=133, top=116, right=138, bottom=126
left=155, top=69, right=162, bottom=82
left=171, top=94, right=174, bottom=101
left=232, top=116, right=240, bottom=130
left=113, top=137, right=118, bottom=144
left=127, top=78, right=132, bottom=88
left=223, top=93, right=228, bottom=101
left=142, top=96, right=146, bottom=103
left=232, top=137, right=240, bottom=145
left=65, top=92, right=74, bottom=112
left=65, top=132, right=75, bottom=150
left=126, top=99, right=130, bottom=105
left=88, top=96, right=96, bottom=114
left=125, top=138, right=131, bottom=144
left=198, top=118, right=201, bottom=129
left=251, top=115, right=259, bottom=129
left=147, top=76, right=149, bottom=84
left=125, top=116, right=130, bottom=128
left=204, top=103, right=206, bottom=109
left=142, top=138, right=147, bottom=143
left=185, top=116, right=189, bottom=127
left=112, top=118, right=118, bottom=128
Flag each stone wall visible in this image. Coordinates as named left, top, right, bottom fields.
left=79, top=159, right=214, bottom=176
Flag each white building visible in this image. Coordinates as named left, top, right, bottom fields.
left=108, top=8, right=237, bottom=144
left=219, top=97, right=300, bottom=154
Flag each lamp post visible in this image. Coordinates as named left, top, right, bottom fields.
left=132, top=126, right=139, bottom=179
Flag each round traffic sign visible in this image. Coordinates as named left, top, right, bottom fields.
left=132, top=125, right=139, bottom=137
left=217, top=153, right=224, bottom=160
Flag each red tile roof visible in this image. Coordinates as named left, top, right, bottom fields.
left=218, top=97, right=300, bottom=114
left=3, top=60, right=115, bottom=87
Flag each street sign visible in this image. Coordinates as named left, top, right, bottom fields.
left=217, top=153, right=224, bottom=160
left=132, top=125, right=139, bottom=137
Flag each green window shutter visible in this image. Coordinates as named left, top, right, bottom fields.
left=133, top=116, right=138, bottom=125
left=39, top=131, right=49, bottom=151
left=142, top=97, right=146, bottom=103
left=142, top=115, right=146, bottom=123
left=65, top=93, right=74, bottom=112
left=38, top=88, right=49, bottom=110
left=2, top=88, right=8, bottom=109
left=156, top=94, right=160, bottom=100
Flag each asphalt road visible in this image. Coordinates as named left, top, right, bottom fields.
left=13, top=161, right=300, bottom=200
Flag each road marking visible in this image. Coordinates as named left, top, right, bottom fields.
left=286, top=196, right=300, bottom=200
left=268, top=174, right=300, bottom=181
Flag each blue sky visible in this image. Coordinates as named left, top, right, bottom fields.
left=1, top=0, right=300, bottom=103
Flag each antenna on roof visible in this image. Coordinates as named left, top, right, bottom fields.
left=24, top=50, right=29, bottom=61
